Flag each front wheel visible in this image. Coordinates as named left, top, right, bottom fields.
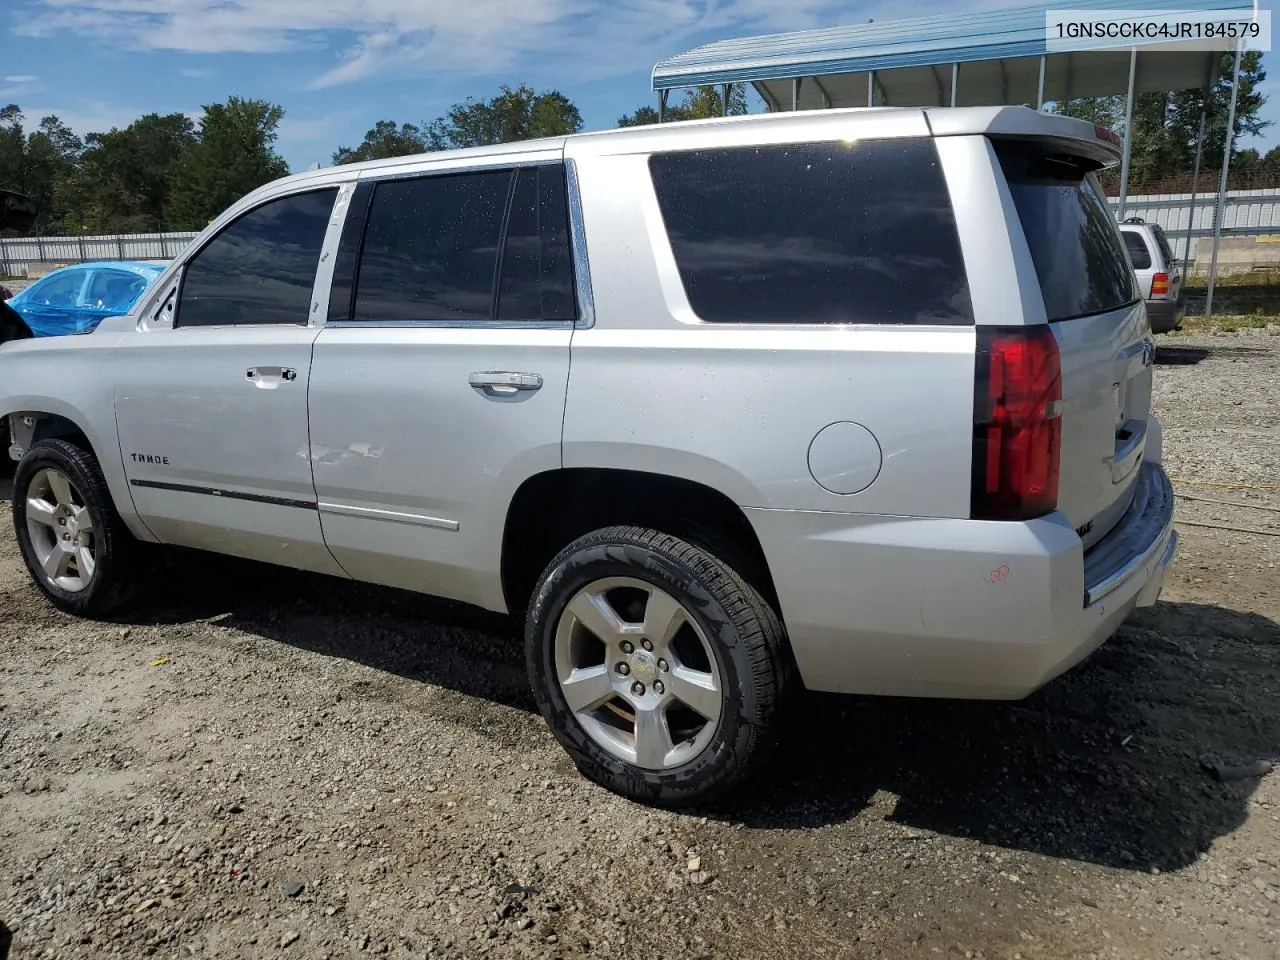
left=525, top=526, right=793, bottom=807
left=13, top=439, right=138, bottom=617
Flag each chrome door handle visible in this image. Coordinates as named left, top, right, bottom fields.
left=246, top=367, right=298, bottom=389
left=468, top=371, right=543, bottom=396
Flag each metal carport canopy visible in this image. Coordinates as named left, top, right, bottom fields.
left=651, top=0, right=1245, bottom=109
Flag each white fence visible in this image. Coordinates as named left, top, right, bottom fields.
left=4, top=186, right=1280, bottom=277
left=1108, top=187, right=1280, bottom=262
left=0, top=232, right=197, bottom=276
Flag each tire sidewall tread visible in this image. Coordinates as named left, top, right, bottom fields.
left=12, top=438, right=136, bottom=617
left=526, top=524, right=792, bottom=807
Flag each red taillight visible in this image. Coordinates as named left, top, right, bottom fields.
left=1094, top=124, right=1121, bottom=147
left=1151, top=272, right=1169, bottom=297
left=972, top=326, right=1062, bottom=521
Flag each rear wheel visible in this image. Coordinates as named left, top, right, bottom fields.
left=526, top=525, right=792, bottom=807
left=13, top=439, right=138, bottom=616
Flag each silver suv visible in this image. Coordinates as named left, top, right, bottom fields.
left=1, top=107, right=1177, bottom=806
left=1119, top=217, right=1184, bottom=332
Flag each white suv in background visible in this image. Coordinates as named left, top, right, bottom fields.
left=1119, top=217, right=1184, bottom=332
left=2, top=106, right=1177, bottom=806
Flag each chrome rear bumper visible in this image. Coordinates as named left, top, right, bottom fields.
left=1083, top=462, right=1176, bottom=607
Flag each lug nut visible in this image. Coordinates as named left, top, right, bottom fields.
left=658, top=658, right=669, bottom=672
left=641, top=639, right=654, bottom=652
left=616, top=662, right=630, bottom=676
left=631, top=681, right=646, bottom=696
left=621, top=641, right=634, bottom=654
left=654, top=681, right=665, bottom=695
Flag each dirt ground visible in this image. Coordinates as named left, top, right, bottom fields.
left=1, top=329, right=1278, bottom=960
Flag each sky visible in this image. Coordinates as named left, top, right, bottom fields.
left=2, top=0, right=1278, bottom=172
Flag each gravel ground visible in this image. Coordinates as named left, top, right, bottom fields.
left=1, top=329, right=1279, bottom=960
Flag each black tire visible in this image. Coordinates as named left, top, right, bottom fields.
left=13, top=438, right=138, bottom=617
left=525, top=525, right=793, bottom=807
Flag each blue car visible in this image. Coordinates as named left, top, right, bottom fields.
left=4, top=261, right=165, bottom=337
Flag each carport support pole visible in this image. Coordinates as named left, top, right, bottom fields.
left=1183, top=94, right=1209, bottom=284
left=867, top=71, right=875, bottom=107
left=1206, top=39, right=1245, bottom=319
left=1036, top=55, right=1046, bottom=109
left=950, top=63, right=959, bottom=106
left=657, top=89, right=668, bottom=123
left=1117, top=47, right=1138, bottom=221
left=792, top=77, right=803, bottom=111
left=721, top=83, right=731, bottom=116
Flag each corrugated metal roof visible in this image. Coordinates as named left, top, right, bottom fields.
left=653, top=0, right=1252, bottom=90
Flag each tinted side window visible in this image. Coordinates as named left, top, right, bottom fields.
left=1152, top=225, right=1176, bottom=265
left=178, top=189, right=337, bottom=328
left=354, top=171, right=510, bottom=323
left=497, top=166, right=577, bottom=321
left=995, top=141, right=1137, bottom=322
left=27, top=270, right=85, bottom=307
left=648, top=139, right=972, bottom=325
left=1122, top=231, right=1153, bottom=270
left=85, top=270, right=152, bottom=314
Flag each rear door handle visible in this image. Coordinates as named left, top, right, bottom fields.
left=246, top=367, right=297, bottom=389
left=468, top=371, right=543, bottom=396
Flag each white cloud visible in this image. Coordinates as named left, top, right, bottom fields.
left=19, top=0, right=1033, bottom=91
left=179, top=68, right=214, bottom=79
left=19, top=101, right=146, bottom=137
left=3, top=75, right=39, bottom=83
left=10, top=0, right=922, bottom=89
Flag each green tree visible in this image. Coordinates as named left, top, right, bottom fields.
left=0, top=106, right=83, bottom=234
left=1052, top=50, right=1269, bottom=184
left=333, top=120, right=428, bottom=165
left=617, top=105, right=661, bottom=127
left=424, top=84, right=582, bottom=150
left=618, top=85, right=748, bottom=127
left=55, top=113, right=196, bottom=233
left=166, top=97, right=289, bottom=229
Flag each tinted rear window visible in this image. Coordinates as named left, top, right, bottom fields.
left=648, top=139, right=972, bottom=325
left=995, top=140, right=1138, bottom=321
left=497, top=166, right=577, bottom=322
left=1121, top=230, right=1152, bottom=270
left=354, top=171, right=510, bottom=323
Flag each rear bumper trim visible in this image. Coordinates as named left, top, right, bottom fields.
left=1083, top=462, right=1175, bottom=607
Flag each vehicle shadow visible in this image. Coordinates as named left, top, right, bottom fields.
left=723, top=601, right=1279, bottom=873
left=110, top=551, right=1275, bottom=874
left=123, top=548, right=535, bottom=713
left=1155, top=345, right=1210, bottom=365
left=0, top=919, right=11, bottom=960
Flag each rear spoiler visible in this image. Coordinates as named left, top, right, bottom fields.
left=924, top=105, right=1122, bottom=166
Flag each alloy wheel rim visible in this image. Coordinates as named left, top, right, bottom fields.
left=553, top=576, right=725, bottom=771
left=25, top=467, right=96, bottom=593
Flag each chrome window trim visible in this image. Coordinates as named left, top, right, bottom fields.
left=357, top=157, right=561, bottom=184
left=309, top=181, right=358, bottom=328
left=565, top=157, right=596, bottom=330
left=325, top=319, right=576, bottom=330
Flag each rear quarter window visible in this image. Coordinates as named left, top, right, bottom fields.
left=1152, top=225, right=1176, bottom=266
left=648, top=139, right=972, bottom=325
left=1121, top=230, right=1153, bottom=270
left=995, top=140, right=1138, bottom=322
